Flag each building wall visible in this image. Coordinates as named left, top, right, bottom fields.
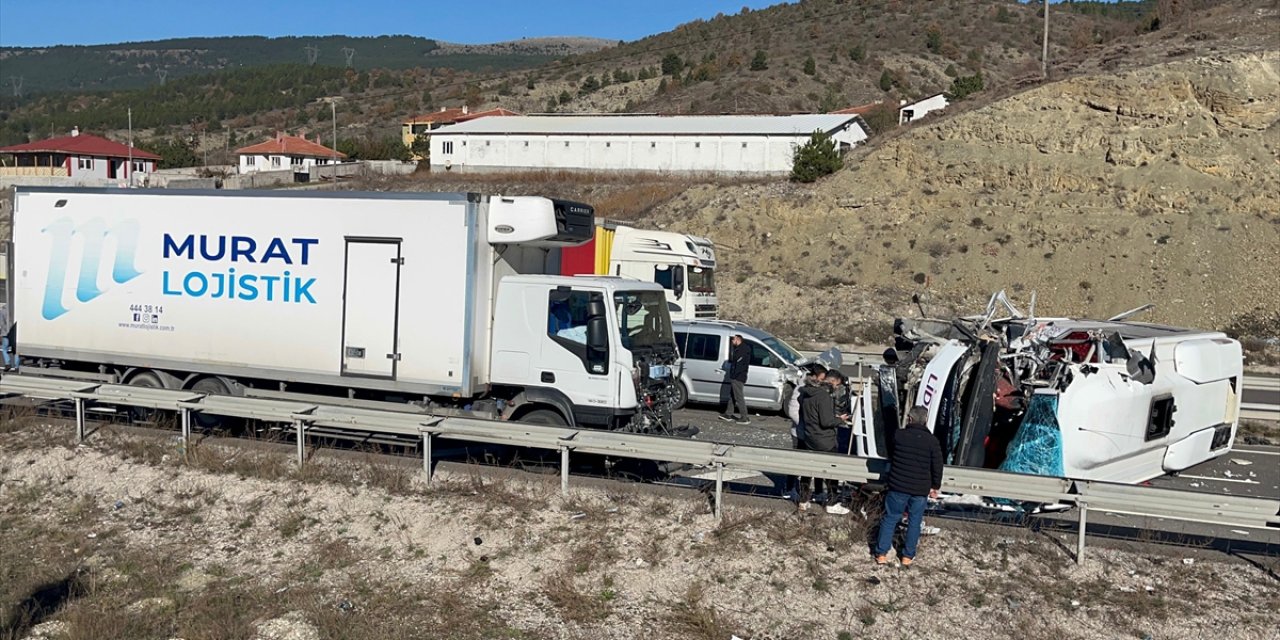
left=899, top=95, right=950, bottom=125
left=64, top=155, right=154, bottom=181
left=428, top=126, right=867, bottom=174
left=239, top=154, right=334, bottom=174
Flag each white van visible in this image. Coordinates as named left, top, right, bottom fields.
left=672, top=320, right=807, bottom=412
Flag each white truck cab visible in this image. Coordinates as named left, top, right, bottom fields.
left=607, top=225, right=717, bottom=321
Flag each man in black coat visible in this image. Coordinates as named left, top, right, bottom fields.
left=799, top=370, right=851, bottom=514
left=718, top=334, right=752, bottom=425
left=874, top=405, right=943, bottom=566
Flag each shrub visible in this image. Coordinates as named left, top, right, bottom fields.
left=661, top=53, right=683, bottom=76
left=849, top=44, right=866, bottom=63
left=949, top=71, right=984, bottom=100
left=925, top=24, right=943, bottom=53
left=803, top=55, right=817, bottom=76
left=791, top=130, right=843, bottom=183
left=878, top=70, right=894, bottom=92
left=750, top=49, right=769, bottom=71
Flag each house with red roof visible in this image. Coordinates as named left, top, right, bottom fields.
left=401, top=106, right=518, bottom=160
left=0, top=127, right=160, bottom=182
left=234, top=132, right=346, bottom=174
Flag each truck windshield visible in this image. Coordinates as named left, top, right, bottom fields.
left=761, top=336, right=803, bottom=365
left=688, top=266, right=715, bottom=293
left=614, top=291, right=674, bottom=350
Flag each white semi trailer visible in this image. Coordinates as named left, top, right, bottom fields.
left=6, top=187, right=682, bottom=431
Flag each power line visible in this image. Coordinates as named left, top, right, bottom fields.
left=305, top=46, right=320, bottom=65
left=157, top=69, right=169, bottom=86
left=8, top=76, right=22, bottom=98
left=341, top=47, right=356, bottom=67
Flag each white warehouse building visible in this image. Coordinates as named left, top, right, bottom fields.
left=428, top=114, right=869, bottom=175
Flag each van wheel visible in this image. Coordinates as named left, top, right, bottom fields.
left=671, top=381, right=688, bottom=411
left=518, top=409, right=568, bottom=426
left=125, top=371, right=165, bottom=424
left=188, top=377, right=244, bottom=433
left=779, top=383, right=795, bottom=415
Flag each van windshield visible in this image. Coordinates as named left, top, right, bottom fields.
left=615, top=291, right=674, bottom=350
left=761, top=335, right=803, bottom=365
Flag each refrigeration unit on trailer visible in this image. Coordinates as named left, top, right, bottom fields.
left=7, top=187, right=681, bottom=432
left=856, top=291, right=1243, bottom=484
left=559, top=221, right=717, bottom=321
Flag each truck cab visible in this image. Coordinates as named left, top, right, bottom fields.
left=491, top=276, right=680, bottom=431
left=604, top=226, right=718, bottom=321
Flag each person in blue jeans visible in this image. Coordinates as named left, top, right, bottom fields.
left=875, top=405, right=943, bottom=567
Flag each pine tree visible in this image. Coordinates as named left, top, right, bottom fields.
left=790, top=130, right=843, bottom=183
left=802, top=55, right=817, bottom=76
left=750, top=49, right=769, bottom=71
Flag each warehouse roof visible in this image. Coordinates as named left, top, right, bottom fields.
left=432, top=114, right=866, bottom=137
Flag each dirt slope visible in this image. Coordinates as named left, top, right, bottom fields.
left=641, top=48, right=1280, bottom=343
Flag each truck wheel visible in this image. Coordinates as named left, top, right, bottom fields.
left=518, top=409, right=568, bottom=426
left=671, top=381, right=689, bottom=411
left=125, top=371, right=165, bottom=424
left=188, top=377, right=243, bottom=433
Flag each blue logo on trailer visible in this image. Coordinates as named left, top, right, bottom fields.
left=41, top=217, right=144, bottom=321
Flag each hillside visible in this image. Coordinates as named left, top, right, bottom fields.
left=0, top=34, right=612, bottom=95
left=496, top=0, right=1159, bottom=118
left=0, top=0, right=1159, bottom=150
left=335, top=2, right=1280, bottom=350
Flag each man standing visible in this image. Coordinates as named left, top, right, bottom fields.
left=875, top=406, right=943, bottom=567
left=719, top=334, right=752, bottom=425
left=800, top=369, right=851, bottom=515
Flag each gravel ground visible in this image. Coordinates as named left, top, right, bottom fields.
left=2, top=422, right=1277, bottom=640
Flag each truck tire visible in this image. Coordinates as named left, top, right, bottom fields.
left=188, top=376, right=243, bottom=432
left=125, top=371, right=165, bottom=424
left=518, top=408, right=568, bottom=427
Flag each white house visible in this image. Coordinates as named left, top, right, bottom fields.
left=0, top=127, right=159, bottom=182
left=898, top=93, right=950, bottom=125
left=234, top=133, right=346, bottom=174
left=427, top=114, right=870, bottom=175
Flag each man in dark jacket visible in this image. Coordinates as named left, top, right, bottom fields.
left=719, top=334, right=752, bottom=425
left=875, top=406, right=943, bottom=566
left=800, top=371, right=851, bottom=514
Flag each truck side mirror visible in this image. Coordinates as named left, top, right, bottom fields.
left=587, top=316, right=608, bottom=351
left=673, top=267, right=685, bottom=300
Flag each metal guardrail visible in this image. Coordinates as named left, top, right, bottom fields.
left=2, top=373, right=1277, bottom=563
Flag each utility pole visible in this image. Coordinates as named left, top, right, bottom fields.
left=341, top=47, right=356, bottom=68
left=305, top=45, right=320, bottom=65
left=157, top=69, right=168, bottom=86
left=7, top=76, right=22, bottom=97
left=127, top=107, right=134, bottom=187
left=327, top=97, right=339, bottom=188
left=1042, top=0, right=1050, bottom=78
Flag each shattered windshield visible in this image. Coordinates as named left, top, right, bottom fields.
left=762, top=336, right=803, bottom=365
left=688, top=267, right=715, bottom=293
left=615, top=291, right=675, bottom=350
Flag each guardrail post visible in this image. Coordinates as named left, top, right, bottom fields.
left=74, top=397, right=86, bottom=442
left=714, top=463, right=725, bottom=520
left=294, top=419, right=306, bottom=467
left=560, top=446, right=570, bottom=496
left=422, top=432, right=436, bottom=484
left=180, top=407, right=191, bottom=455
left=1076, top=502, right=1088, bottom=564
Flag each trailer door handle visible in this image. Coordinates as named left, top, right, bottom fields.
left=541, top=372, right=556, bottom=383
